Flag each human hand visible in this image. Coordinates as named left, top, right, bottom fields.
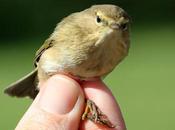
left=15, top=74, right=126, bottom=130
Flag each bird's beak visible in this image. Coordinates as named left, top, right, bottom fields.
left=110, top=17, right=130, bottom=30
left=110, top=23, right=120, bottom=30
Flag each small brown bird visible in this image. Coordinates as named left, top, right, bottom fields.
left=4, top=4, right=130, bottom=128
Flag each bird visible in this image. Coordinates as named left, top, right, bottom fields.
left=4, top=4, right=130, bottom=128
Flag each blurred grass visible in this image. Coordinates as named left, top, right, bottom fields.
left=0, top=24, right=175, bottom=130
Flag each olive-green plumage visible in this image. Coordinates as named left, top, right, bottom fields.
left=5, top=4, right=130, bottom=99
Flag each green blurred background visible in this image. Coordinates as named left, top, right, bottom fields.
left=0, top=0, right=175, bottom=129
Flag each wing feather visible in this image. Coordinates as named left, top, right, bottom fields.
left=34, top=39, right=54, bottom=67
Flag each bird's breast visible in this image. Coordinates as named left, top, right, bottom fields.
left=66, top=29, right=129, bottom=78
left=38, top=29, right=128, bottom=80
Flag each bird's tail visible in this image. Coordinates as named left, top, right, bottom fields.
left=4, top=68, right=38, bottom=99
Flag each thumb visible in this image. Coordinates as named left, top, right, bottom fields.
left=16, top=74, right=85, bottom=130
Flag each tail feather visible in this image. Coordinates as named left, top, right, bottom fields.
left=4, top=69, right=39, bottom=99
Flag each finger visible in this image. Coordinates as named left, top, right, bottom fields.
left=80, top=80, right=126, bottom=130
left=16, top=74, right=84, bottom=130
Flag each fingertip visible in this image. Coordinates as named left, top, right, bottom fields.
left=16, top=74, right=85, bottom=130
left=46, top=74, right=81, bottom=89
left=81, top=80, right=126, bottom=130
left=35, top=74, right=83, bottom=115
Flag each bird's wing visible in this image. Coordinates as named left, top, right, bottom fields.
left=34, top=39, right=54, bottom=67
left=4, top=39, right=55, bottom=99
left=4, top=68, right=38, bottom=99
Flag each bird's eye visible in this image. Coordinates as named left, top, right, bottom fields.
left=96, top=16, right=102, bottom=23
left=120, top=23, right=128, bottom=30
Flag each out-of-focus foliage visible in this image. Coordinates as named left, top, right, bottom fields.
left=0, top=0, right=175, bottom=40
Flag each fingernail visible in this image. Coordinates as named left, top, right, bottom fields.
left=37, top=75, right=80, bottom=115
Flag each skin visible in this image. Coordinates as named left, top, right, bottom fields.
left=15, top=74, right=126, bottom=130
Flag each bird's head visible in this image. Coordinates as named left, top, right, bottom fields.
left=54, top=4, right=130, bottom=49
left=89, top=4, right=130, bottom=32
left=69, top=4, right=131, bottom=47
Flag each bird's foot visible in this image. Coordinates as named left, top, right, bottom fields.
left=82, top=99, right=116, bottom=128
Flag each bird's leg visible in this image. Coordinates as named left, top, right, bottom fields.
left=82, top=99, right=116, bottom=128
left=82, top=99, right=98, bottom=121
